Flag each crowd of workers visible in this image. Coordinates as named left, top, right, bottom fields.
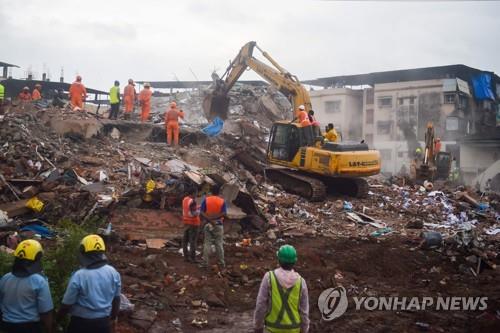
left=0, top=235, right=121, bottom=333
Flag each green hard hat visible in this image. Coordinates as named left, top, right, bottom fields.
left=277, top=245, right=297, bottom=264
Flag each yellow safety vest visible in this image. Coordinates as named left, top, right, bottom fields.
left=0, top=83, right=4, bottom=100
left=265, top=271, right=302, bottom=333
left=109, top=85, right=119, bottom=104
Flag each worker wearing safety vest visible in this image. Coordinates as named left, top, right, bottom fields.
left=182, top=188, right=201, bottom=263
left=58, top=235, right=121, bottom=333
left=199, top=185, right=227, bottom=269
left=165, top=101, right=184, bottom=146
left=0, top=240, right=54, bottom=333
left=109, top=81, right=120, bottom=120
left=254, top=244, right=310, bottom=333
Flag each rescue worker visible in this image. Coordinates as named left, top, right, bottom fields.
left=32, top=84, right=42, bottom=100
left=165, top=101, right=184, bottom=146
left=0, top=240, right=54, bottom=333
left=323, top=123, right=338, bottom=142
left=200, top=185, right=227, bottom=269
left=69, top=75, right=87, bottom=110
left=308, top=110, right=320, bottom=136
left=0, top=81, right=5, bottom=113
left=123, top=79, right=136, bottom=120
left=182, top=188, right=201, bottom=263
left=296, top=105, right=310, bottom=127
left=138, top=82, right=153, bottom=122
left=58, top=234, right=121, bottom=333
left=18, top=87, right=32, bottom=101
left=254, top=244, right=309, bottom=333
left=109, top=81, right=120, bottom=120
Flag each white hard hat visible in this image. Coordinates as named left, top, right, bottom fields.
left=298, top=105, right=305, bottom=110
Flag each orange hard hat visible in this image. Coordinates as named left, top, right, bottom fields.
left=170, top=101, right=177, bottom=108
left=76, top=75, right=82, bottom=81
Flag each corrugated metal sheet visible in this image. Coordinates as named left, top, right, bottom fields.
left=457, top=78, right=470, bottom=95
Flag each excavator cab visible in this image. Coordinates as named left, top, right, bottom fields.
left=267, top=122, right=314, bottom=162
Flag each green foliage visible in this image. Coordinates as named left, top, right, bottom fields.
left=0, top=251, right=14, bottom=277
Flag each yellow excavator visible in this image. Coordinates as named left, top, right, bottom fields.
left=204, top=41, right=381, bottom=200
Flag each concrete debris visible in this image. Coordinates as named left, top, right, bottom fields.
left=0, top=97, right=499, bottom=333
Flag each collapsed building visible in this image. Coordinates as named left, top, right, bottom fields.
left=305, top=65, right=500, bottom=191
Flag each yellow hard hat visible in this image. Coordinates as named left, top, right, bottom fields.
left=80, top=234, right=106, bottom=253
left=14, top=239, right=43, bottom=261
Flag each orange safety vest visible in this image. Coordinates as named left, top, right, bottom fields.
left=203, top=196, right=226, bottom=223
left=183, top=196, right=200, bottom=226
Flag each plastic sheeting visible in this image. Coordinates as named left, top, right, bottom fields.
left=202, top=116, right=224, bottom=137
left=472, top=73, right=495, bottom=100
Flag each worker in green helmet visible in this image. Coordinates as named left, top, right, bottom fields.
left=254, top=244, right=309, bottom=333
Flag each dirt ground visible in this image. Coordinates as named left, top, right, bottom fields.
left=110, top=233, right=500, bottom=333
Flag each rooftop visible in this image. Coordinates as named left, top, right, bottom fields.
left=304, top=64, right=500, bottom=88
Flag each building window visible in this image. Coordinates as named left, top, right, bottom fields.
left=365, top=88, right=374, bottom=105
left=325, top=101, right=341, bottom=113
left=377, top=96, right=393, bottom=108
left=377, top=120, right=392, bottom=135
left=366, top=109, right=374, bottom=124
left=444, top=93, right=455, bottom=104
left=380, top=149, right=392, bottom=161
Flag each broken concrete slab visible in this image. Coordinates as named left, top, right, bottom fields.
left=48, top=117, right=103, bottom=139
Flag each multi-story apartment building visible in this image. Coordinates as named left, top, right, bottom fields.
left=306, top=65, right=500, bottom=187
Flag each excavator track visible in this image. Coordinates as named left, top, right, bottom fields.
left=264, top=168, right=327, bottom=202
left=265, top=168, right=369, bottom=201
left=324, top=177, right=369, bottom=199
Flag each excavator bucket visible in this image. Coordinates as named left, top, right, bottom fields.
left=203, top=94, right=230, bottom=121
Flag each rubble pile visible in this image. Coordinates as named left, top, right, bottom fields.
left=151, top=83, right=291, bottom=128
left=0, top=103, right=499, bottom=332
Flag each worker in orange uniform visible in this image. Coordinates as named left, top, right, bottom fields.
left=165, top=101, right=184, bottom=146
left=138, top=82, right=153, bottom=123
left=123, top=79, right=136, bottom=120
left=32, top=84, right=42, bottom=100
left=182, top=188, right=201, bottom=263
left=18, top=87, right=32, bottom=101
left=69, top=75, right=87, bottom=110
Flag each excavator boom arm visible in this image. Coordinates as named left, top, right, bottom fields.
left=205, top=41, right=312, bottom=119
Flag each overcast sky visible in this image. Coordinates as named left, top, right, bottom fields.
left=1, top=0, right=499, bottom=91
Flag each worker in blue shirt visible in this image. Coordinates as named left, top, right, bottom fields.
left=57, top=234, right=121, bottom=333
left=0, top=239, right=54, bottom=333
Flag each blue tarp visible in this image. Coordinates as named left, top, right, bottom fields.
left=202, top=117, right=224, bottom=137
left=20, top=224, right=54, bottom=238
left=472, top=73, right=495, bottom=100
